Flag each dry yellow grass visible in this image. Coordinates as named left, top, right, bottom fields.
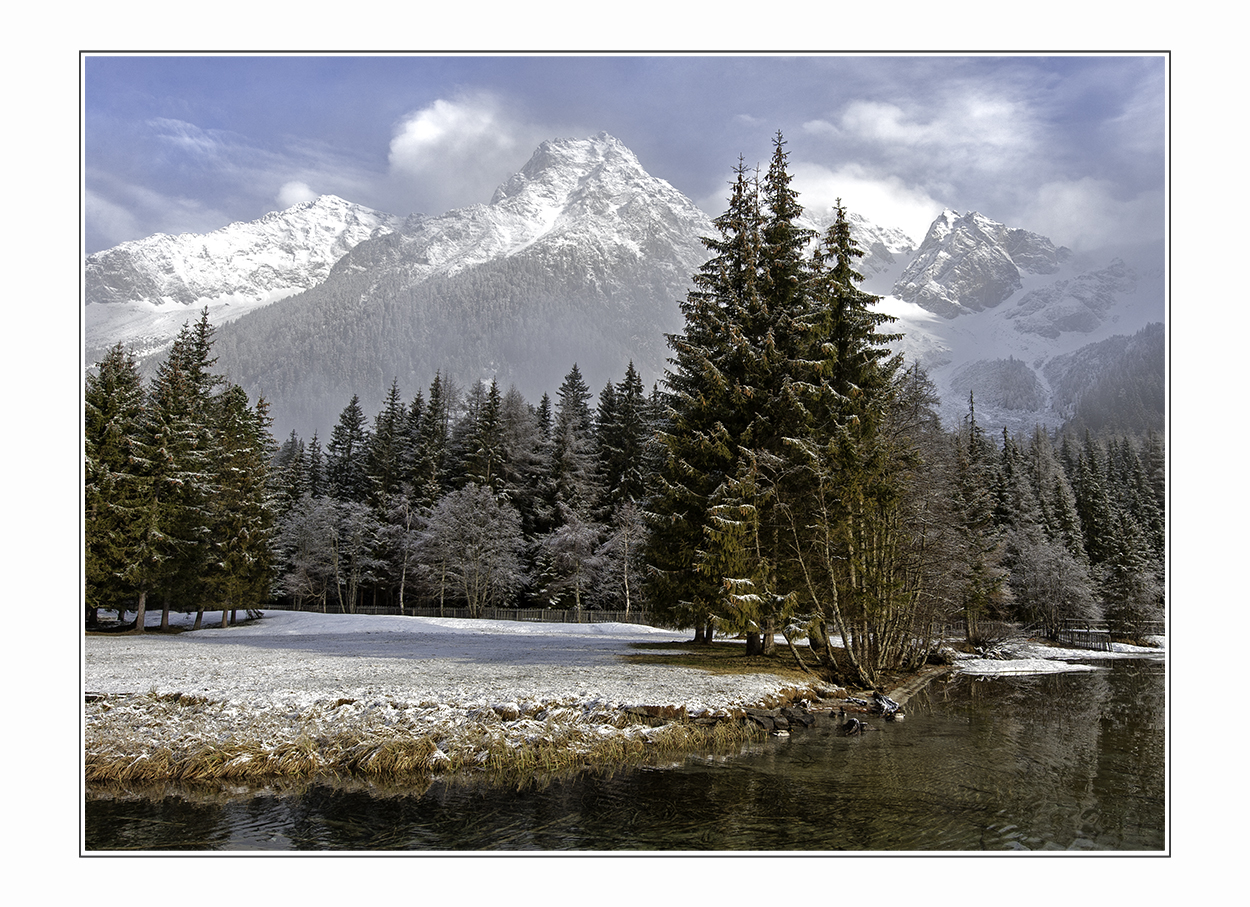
left=84, top=689, right=771, bottom=788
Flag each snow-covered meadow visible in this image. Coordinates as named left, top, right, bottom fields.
left=83, top=610, right=1165, bottom=785
left=84, top=611, right=811, bottom=784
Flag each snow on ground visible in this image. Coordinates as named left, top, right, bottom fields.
left=84, top=611, right=815, bottom=782
left=953, top=638, right=1166, bottom=676
left=84, top=610, right=802, bottom=713
left=84, top=611, right=1166, bottom=784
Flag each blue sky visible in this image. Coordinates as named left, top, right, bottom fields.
left=84, top=54, right=1165, bottom=255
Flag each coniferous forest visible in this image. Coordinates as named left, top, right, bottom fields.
left=84, top=135, right=1165, bottom=687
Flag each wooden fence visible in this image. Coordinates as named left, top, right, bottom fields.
left=264, top=602, right=664, bottom=628
left=1054, top=626, right=1113, bottom=651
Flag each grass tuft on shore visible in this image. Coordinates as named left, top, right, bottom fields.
left=84, top=690, right=770, bottom=788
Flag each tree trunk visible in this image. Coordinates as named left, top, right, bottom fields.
left=160, top=592, right=171, bottom=631
left=133, top=589, right=147, bottom=634
left=193, top=607, right=203, bottom=630
left=745, top=632, right=761, bottom=656
left=761, top=616, right=776, bottom=656
left=398, top=558, right=408, bottom=615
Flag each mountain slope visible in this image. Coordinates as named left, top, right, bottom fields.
left=85, top=195, right=400, bottom=363
left=878, top=235, right=1164, bottom=436
left=892, top=209, right=1072, bottom=317
left=211, top=133, right=715, bottom=435
left=83, top=136, right=1164, bottom=441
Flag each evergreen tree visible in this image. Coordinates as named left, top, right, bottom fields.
left=595, top=362, right=650, bottom=515
left=644, top=157, right=765, bottom=640
left=949, top=397, right=1011, bottom=646
left=141, top=317, right=222, bottom=630
left=550, top=364, right=599, bottom=518
left=1072, top=432, right=1116, bottom=566
left=366, top=378, right=407, bottom=507
left=1099, top=507, right=1163, bottom=635
left=84, top=344, right=150, bottom=624
left=272, top=430, right=308, bottom=520
left=497, top=386, right=548, bottom=536
left=326, top=394, right=372, bottom=503
left=306, top=432, right=325, bottom=499
left=459, top=379, right=505, bottom=493
left=205, top=385, right=276, bottom=626
left=409, top=372, right=453, bottom=506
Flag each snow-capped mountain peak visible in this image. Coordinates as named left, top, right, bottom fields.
left=893, top=209, right=1072, bottom=318
left=84, top=194, right=401, bottom=364
left=86, top=194, right=400, bottom=308
left=347, top=132, right=711, bottom=284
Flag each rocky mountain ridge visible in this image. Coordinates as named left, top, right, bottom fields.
left=83, top=134, right=1163, bottom=439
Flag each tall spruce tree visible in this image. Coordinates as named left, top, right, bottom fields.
left=550, top=364, right=598, bottom=518
left=644, top=156, right=764, bottom=642
left=206, top=385, right=276, bottom=626
left=326, top=394, right=371, bottom=504
left=141, top=316, right=222, bottom=630
left=366, top=378, right=407, bottom=507
left=85, top=344, right=150, bottom=625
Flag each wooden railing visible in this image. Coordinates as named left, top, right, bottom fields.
left=265, top=602, right=664, bottom=628
left=1054, top=625, right=1112, bottom=651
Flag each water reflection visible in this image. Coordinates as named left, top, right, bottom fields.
left=85, top=658, right=1165, bottom=851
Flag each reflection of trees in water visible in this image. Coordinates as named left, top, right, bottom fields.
left=912, top=662, right=1162, bottom=849
left=86, top=794, right=234, bottom=851
left=85, top=662, right=1164, bottom=850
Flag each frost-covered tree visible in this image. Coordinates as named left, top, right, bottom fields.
left=540, top=504, right=606, bottom=613
left=1004, top=527, right=1099, bottom=635
left=416, top=484, right=525, bottom=615
left=275, top=494, right=339, bottom=612
left=592, top=501, right=647, bottom=615
left=329, top=499, right=384, bottom=614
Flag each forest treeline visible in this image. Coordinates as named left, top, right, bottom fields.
left=84, top=135, right=1165, bottom=687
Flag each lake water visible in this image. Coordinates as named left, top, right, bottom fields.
left=84, top=656, right=1165, bottom=851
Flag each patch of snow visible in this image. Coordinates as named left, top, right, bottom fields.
left=954, top=638, right=1165, bottom=676
left=84, top=611, right=812, bottom=776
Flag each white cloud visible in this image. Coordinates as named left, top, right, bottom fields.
left=148, top=117, right=231, bottom=159
left=386, top=94, right=555, bottom=214
left=277, top=180, right=319, bottom=208
left=839, top=101, right=931, bottom=146
left=793, top=161, right=944, bottom=242
left=85, top=175, right=233, bottom=252
left=1023, top=178, right=1164, bottom=250
left=389, top=97, right=517, bottom=174
left=85, top=188, right=141, bottom=249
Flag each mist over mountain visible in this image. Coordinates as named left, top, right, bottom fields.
left=83, top=133, right=1164, bottom=440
